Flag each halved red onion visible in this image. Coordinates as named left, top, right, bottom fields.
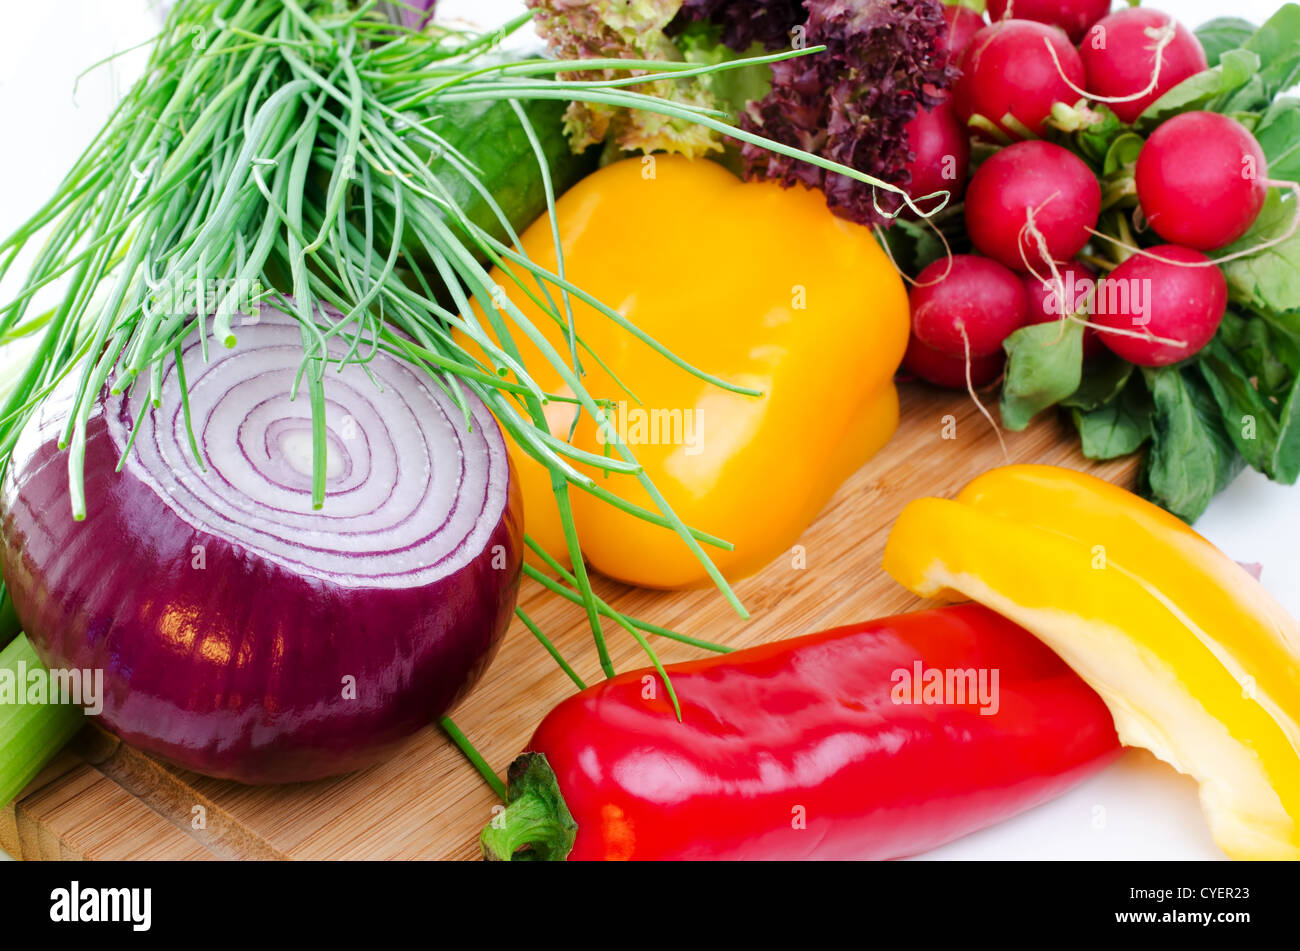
left=0, top=306, right=521, bottom=783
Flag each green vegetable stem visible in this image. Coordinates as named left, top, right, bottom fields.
left=0, top=635, right=86, bottom=810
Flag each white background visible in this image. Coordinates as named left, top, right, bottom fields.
left=0, top=0, right=1295, bottom=861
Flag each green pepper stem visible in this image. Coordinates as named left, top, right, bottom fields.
left=479, top=753, right=577, bottom=861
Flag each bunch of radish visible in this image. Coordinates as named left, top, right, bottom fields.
left=899, top=2, right=1271, bottom=389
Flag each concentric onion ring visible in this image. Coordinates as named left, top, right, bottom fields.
left=0, top=306, right=522, bottom=783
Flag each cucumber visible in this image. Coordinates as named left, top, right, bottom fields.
left=421, top=96, right=596, bottom=261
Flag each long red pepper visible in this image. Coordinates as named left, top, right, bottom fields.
left=481, top=604, right=1120, bottom=860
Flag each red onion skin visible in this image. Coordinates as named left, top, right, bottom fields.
left=1, top=369, right=522, bottom=785
left=383, top=0, right=437, bottom=31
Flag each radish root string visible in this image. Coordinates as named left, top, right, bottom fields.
left=1042, top=22, right=1178, bottom=107
left=960, top=324, right=1010, bottom=462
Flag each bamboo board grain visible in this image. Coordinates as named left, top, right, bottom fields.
left=3, top=384, right=1138, bottom=860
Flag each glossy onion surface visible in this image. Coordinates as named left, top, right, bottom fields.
left=0, top=307, right=522, bottom=783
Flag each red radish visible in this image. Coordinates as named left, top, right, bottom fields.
left=987, top=0, right=1111, bottom=44
left=1093, top=246, right=1227, bottom=367
left=1136, top=112, right=1268, bottom=251
left=902, top=333, right=1005, bottom=388
left=940, top=4, right=986, bottom=63
left=1079, top=9, right=1208, bottom=124
left=964, top=140, right=1101, bottom=272
left=901, top=99, right=971, bottom=209
left=910, top=255, right=1029, bottom=358
left=1021, top=261, right=1105, bottom=358
left=953, top=21, right=1085, bottom=138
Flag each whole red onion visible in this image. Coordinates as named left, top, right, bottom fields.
left=0, top=307, right=522, bottom=783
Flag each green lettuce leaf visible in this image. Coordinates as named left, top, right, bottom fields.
left=1196, top=337, right=1281, bottom=475
left=999, top=321, right=1084, bottom=431
left=1137, top=48, right=1260, bottom=128
left=1072, top=377, right=1153, bottom=461
left=1197, top=17, right=1259, bottom=67
left=1061, top=353, right=1135, bottom=412
left=1219, top=190, right=1300, bottom=314
left=1141, top=366, right=1244, bottom=522
left=528, top=0, right=725, bottom=158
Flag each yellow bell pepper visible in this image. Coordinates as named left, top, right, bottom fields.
left=463, top=155, right=908, bottom=588
left=883, top=464, right=1300, bottom=860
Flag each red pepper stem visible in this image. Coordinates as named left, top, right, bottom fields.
left=479, top=753, right=577, bottom=861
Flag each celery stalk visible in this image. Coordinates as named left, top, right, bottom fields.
left=0, top=635, right=85, bottom=808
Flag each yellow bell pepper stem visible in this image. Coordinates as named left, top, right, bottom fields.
left=883, top=464, right=1300, bottom=860
left=462, top=155, right=909, bottom=588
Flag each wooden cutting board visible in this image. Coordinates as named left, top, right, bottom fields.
left=1, top=384, right=1137, bottom=860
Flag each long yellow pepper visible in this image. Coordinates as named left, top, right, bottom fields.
left=464, top=156, right=909, bottom=588
left=884, top=464, right=1300, bottom=860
